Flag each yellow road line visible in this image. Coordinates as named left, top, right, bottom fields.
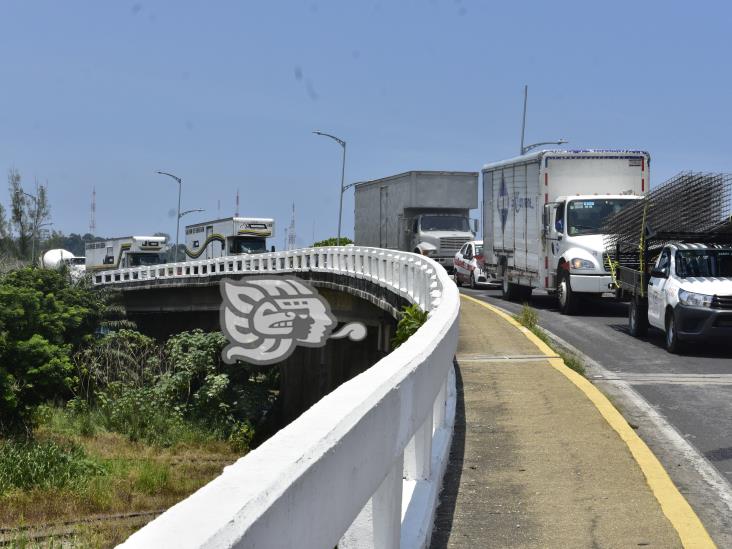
left=460, top=293, right=716, bottom=549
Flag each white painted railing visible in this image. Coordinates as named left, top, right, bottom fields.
left=103, top=247, right=459, bottom=549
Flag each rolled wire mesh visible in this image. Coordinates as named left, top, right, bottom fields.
left=603, top=172, right=732, bottom=268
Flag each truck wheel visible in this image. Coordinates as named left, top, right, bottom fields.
left=470, top=272, right=477, bottom=289
left=665, top=310, right=684, bottom=354
left=628, top=297, right=648, bottom=337
left=557, top=270, right=578, bottom=315
left=501, top=273, right=519, bottom=301
left=519, top=286, right=532, bottom=302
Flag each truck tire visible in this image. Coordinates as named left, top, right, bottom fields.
left=501, top=273, right=519, bottom=301
left=628, top=297, right=648, bottom=337
left=665, top=309, right=684, bottom=354
left=557, top=270, right=579, bottom=315
left=519, top=286, right=532, bottom=302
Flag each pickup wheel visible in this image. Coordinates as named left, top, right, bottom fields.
left=470, top=272, right=477, bottom=289
left=665, top=310, right=684, bottom=354
left=501, top=273, right=519, bottom=301
left=454, top=272, right=463, bottom=287
left=557, top=270, right=578, bottom=315
left=628, top=297, right=648, bottom=337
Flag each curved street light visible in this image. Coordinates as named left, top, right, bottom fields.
left=157, top=171, right=182, bottom=259
left=521, top=139, right=568, bottom=155
left=313, top=131, right=347, bottom=246
left=179, top=208, right=205, bottom=219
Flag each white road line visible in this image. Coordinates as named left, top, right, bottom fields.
left=598, top=373, right=732, bottom=386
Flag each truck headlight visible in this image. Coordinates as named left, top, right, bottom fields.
left=570, top=258, right=595, bottom=270
left=678, top=289, right=713, bottom=308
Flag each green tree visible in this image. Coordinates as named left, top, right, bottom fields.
left=8, top=170, right=51, bottom=262
left=312, top=236, right=353, bottom=247
left=0, top=268, right=103, bottom=435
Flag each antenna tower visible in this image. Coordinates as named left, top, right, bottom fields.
left=287, top=202, right=296, bottom=250
left=89, top=186, right=97, bottom=234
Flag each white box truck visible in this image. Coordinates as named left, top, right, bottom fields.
left=184, top=217, right=275, bottom=260
left=354, top=171, right=478, bottom=272
left=482, top=149, right=649, bottom=314
left=85, top=236, right=167, bottom=271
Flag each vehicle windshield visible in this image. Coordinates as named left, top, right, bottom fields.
left=566, top=199, right=637, bottom=236
left=420, top=215, right=470, bottom=232
left=675, top=249, right=732, bottom=278
left=230, top=237, right=267, bottom=254
left=128, top=253, right=163, bottom=266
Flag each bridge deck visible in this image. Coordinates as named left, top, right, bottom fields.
left=430, top=296, right=683, bottom=548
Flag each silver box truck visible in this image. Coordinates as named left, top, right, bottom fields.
left=184, top=217, right=275, bottom=260
left=354, top=171, right=478, bottom=271
left=85, top=236, right=168, bottom=271
left=482, top=149, right=649, bottom=314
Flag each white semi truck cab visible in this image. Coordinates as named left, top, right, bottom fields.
left=546, top=194, right=643, bottom=310
left=406, top=211, right=477, bottom=270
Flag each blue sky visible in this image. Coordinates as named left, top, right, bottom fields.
left=1, top=1, right=730, bottom=248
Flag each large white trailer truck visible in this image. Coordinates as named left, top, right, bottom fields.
left=354, top=171, right=478, bottom=272
left=85, top=236, right=167, bottom=271
left=482, top=149, right=650, bottom=314
left=183, top=217, right=274, bottom=260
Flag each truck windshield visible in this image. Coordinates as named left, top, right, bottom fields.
left=128, top=253, right=162, bottom=266
left=566, top=199, right=636, bottom=236
left=420, top=215, right=470, bottom=232
left=675, top=249, right=732, bottom=278
left=230, top=237, right=267, bottom=254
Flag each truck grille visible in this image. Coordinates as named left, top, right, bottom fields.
left=711, top=295, right=732, bottom=310
left=440, top=237, right=471, bottom=255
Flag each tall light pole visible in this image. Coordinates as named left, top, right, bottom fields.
left=157, top=171, right=182, bottom=260
left=519, top=85, right=568, bottom=154
left=313, top=131, right=347, bottom=245
left=179, top=208, right=204, bottom=219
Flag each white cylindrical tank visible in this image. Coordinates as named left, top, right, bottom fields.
left=40, top=249, right=76, bottom=268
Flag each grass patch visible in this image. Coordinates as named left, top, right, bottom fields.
left=0, top=440, right=105, bottom=494
left=514, top=303, right=586, bottom=376
left=0, top=406, right=241, bottom=546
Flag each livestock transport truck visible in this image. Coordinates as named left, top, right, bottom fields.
left=482, top=149, right=650, bottom=314
left=85, top=236, right=168, bottom=271
left=184, top=217, right=275, bottom=260
left=354, top=171, right=479, bottom=272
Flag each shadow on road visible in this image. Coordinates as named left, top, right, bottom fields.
left=429, top=360, right=465, bottom=549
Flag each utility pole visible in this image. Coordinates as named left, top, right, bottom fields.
left=520, top=84, right=528, bottom=155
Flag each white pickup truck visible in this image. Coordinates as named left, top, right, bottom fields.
left=622, top=243, right=732, bottom=353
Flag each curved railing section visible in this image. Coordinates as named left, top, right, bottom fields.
left=100, top=247, right=460, bottom=549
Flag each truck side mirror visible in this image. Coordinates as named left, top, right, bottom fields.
left=471, top=219, right=479, bottom=233
left=271, top=245, right=276, bottom=252
left=650, top=267, right=668, bottom=279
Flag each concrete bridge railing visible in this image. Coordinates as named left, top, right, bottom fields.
left=97, top=247, right=459, bottom=549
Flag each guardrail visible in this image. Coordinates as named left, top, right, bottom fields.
left=102, top=247, right=459, bottom=549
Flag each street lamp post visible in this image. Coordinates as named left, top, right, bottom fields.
left=521, top=139, right=568, bottom=155
left=157, top=171, right=182, bottom=260
left=313, top=131, right=347, bottom=246
left=179, top=208, right=204, bottom=219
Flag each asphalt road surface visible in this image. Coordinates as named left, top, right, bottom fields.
left=460, top=285, right=732, bottom=545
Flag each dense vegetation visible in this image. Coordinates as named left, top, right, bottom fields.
left=0, top=265, right=279, bottom=543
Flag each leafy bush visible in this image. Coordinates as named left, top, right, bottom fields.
left=391, top=304, right=429, bottom=348
left=0, top=268, right=104, bottom=435
left=0, top=439, right=105, bottom=493
left=312, top=237, right=353, bottom=247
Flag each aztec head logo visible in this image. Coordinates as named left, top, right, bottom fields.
left=497, top=176, right=510, bottom=233
left=220, top=277, right=366, bottom=365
